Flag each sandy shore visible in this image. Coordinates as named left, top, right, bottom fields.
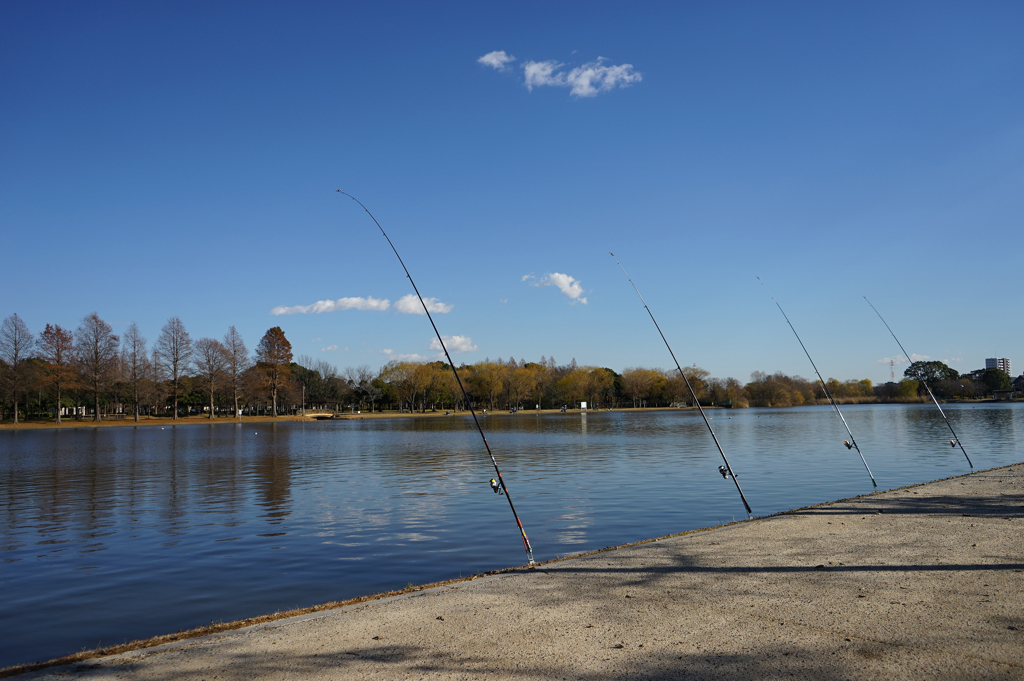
left=10, top=463, right=1024, bottom=680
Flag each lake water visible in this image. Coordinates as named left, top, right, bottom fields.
left=1, top=403, right=1022, bottom=668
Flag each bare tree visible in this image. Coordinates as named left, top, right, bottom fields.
left=295, top=354, right=314, bottom=415
left=355, top=365, right=380, bottom=412
left=312, top=358, right=339, bottom=382
left=122, top=322, right=149, bottom=422
left=255, top=326, right=292, bottom=417
left=194, top=337, right=228, bottom=419
left=241, top=364, right=264, bottom=416
left=290, top=355, right=338, bottom=414
left=312, top=359, right=341, bottom=411
left=154, top=317, right=193, bottom=420
left=109, top=349, right=128, bottom=416
left=342, top=365, right=363, bottom=408
left=223, top=325, right=249, bottom=418
left=38, top=324, right=75, bottom=423
left=343, top=364, right=377, bottom=412
left=75, top=312, right=119, bottom=422
left=0, top=313, right=35, bottom=423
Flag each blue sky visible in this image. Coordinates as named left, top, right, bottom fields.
left=3, top=2, right=1022, bottom=384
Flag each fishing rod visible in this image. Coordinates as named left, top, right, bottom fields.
left=758, top=278, right=877, bottom=488
left=863, top=297, right=973, bottom=470
left=611, top=253, right=752, bottom=518
left=338, top=191, right=536, bottom=565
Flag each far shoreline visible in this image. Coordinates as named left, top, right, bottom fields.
left=0, top=397, right=1003, bottom=431
left=0, top=407, right=682, bottom=430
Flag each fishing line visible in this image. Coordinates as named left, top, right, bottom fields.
left=863, top=296, right=973, bottom=470
left=611, top=253, right=753, bottom=518
left=758, top=278, right=878, bottom=488
left=338, top=191, right=536, bottom=565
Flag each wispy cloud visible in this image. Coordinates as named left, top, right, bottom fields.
left=382, top=349, right=431, bottom=362
left=480, top=49, right=641, bottom=97
left=478, top=50, right=515, bottom=70
left=522, top=56, right=641, bottom=97
left=429, top=335, right=478, bottom=353
left=394, top=294, right=453, bottom=315
left=271, top=293, right=453, bottom=316
left=271, top=296, right=390, bottom=315
left=321, top=344, right=339, bottom=351
left=876, top=354, right=929, bottom=365
left=525, top=272, right=588, bottom=305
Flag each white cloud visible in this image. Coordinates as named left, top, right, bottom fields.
left=524, top=60, right=564, bottom=90
left=272, top=294, right=454, bottom=316
left=271, top=296, right=390, bottom=315
left=529, top=272, right=588, bottom=305
left=429, top=335, right=478, bottom=353
left=391, top=353, right=432, bottom=362
left=478, top=50, right=515, bottom=70
left=565, top=59, right=642, bottom=97
left=521, top=274, right=534, bottom=282
left=394, top=294, right=453, bottom=315
left=381, top=348, right=394, bottom=355
left=521, top=57, right=641, bottom=97
left=321, top=344, right=339, bottom=351
left=311, top=337, right=322, bottom=342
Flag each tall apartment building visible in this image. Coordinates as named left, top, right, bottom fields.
left=985, top=357, right=1012, bottom=376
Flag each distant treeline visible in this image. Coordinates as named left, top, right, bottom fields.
left=0, top=313, right=1012, bottom=423
left=881, top=360, right=1014, bottom=400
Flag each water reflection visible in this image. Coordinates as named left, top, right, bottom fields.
left=1, top=425, right=299, bottom=559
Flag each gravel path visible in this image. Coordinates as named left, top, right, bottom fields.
left=22, top=464, right=1024, bottom=680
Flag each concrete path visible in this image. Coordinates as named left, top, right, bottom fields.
left=25, top=465, right=1024, bottom=680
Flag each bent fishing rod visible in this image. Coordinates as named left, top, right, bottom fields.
left=863, top=297, right=973, bottom=470
left=338, top=191, right=536, bottom=565
left=758, top=278, right=878, bottom=488
left=611, top=253, right=752, bottom=517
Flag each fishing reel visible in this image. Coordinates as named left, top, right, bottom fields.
left=844, top=440, right=853, bottom=450
left=718, top=466, right=732, bottom=479
left=490, top=478, right=504, bottom=495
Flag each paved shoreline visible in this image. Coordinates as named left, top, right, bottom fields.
left=16, top=463, right=1024, bottom=680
